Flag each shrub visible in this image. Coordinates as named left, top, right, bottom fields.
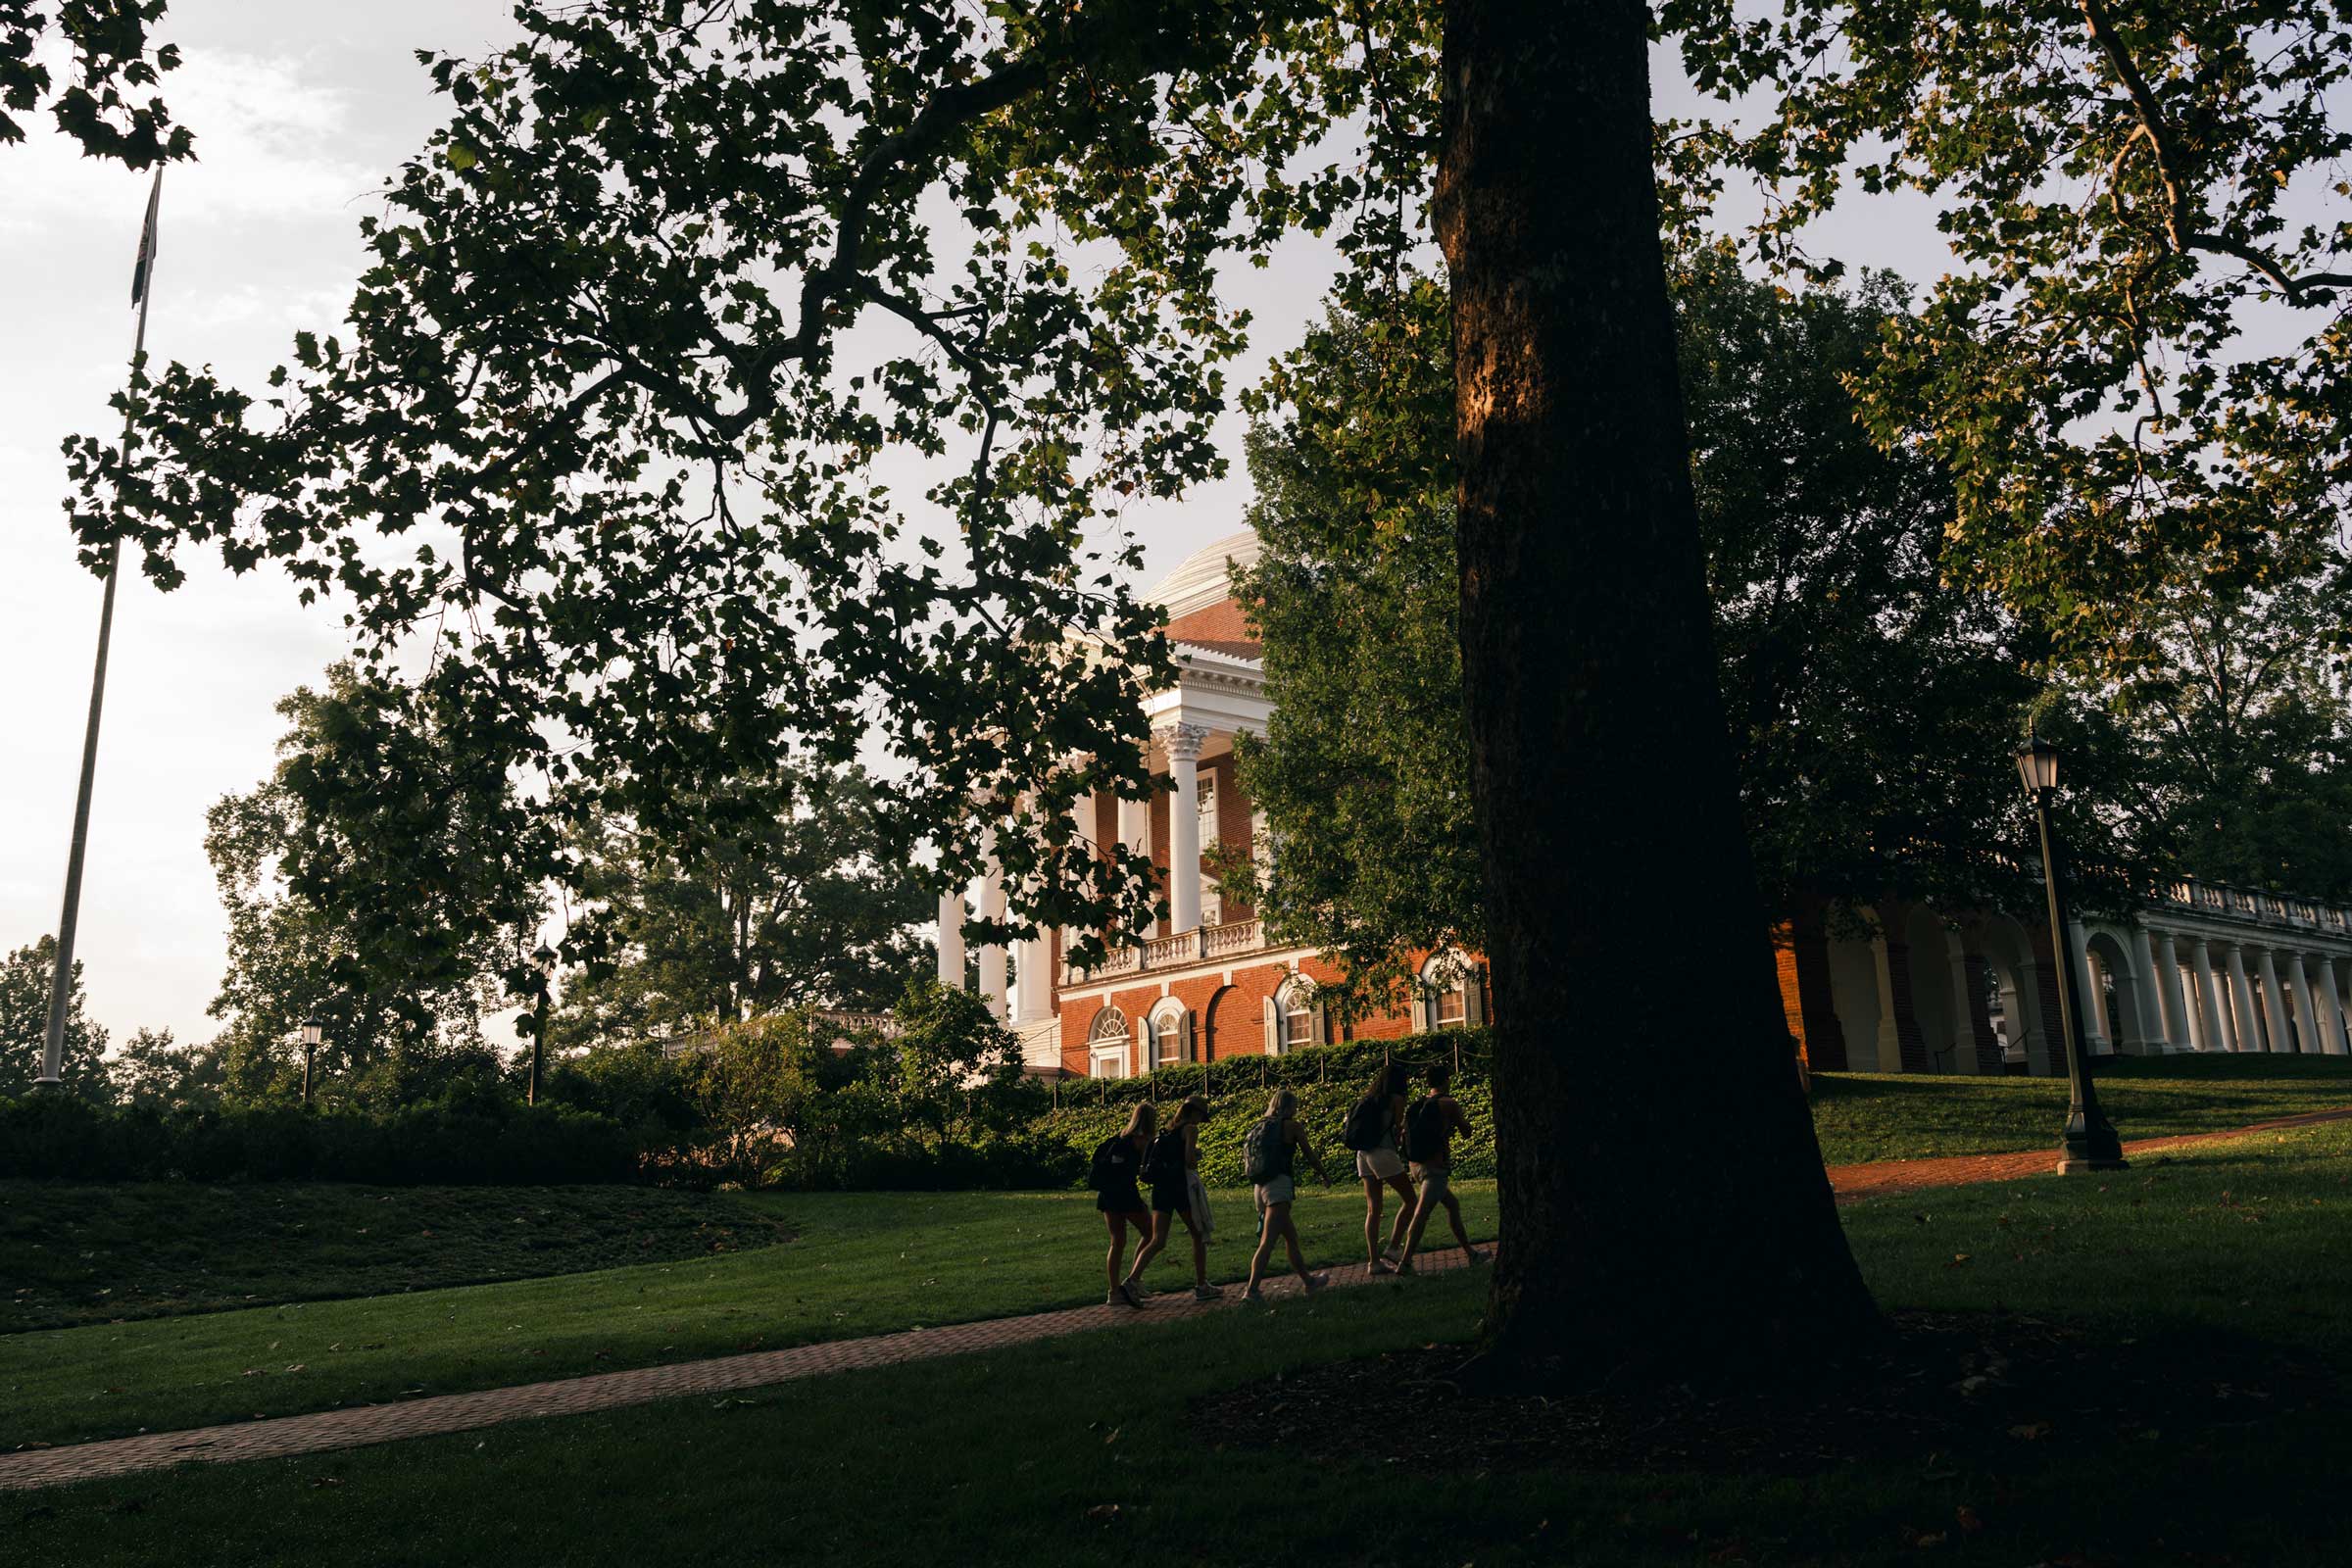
left=0, top=1094, right=641, bottom=1186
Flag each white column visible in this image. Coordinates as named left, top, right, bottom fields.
left=2155, top=932, right=2191, bottom=1053
left=2069, top=920, right=2111, bottom=1054
left=977, top=833, right=1008, bottom=1019
left=1059, top=790, right=1096, bottom=976
left=2189, top=938, right=2225, bottom=1053
left=1159, top=722, right=1209, bottom=935
left=2284, top=952, right=2320, bottom=1055
left=2257, top=949, right=2291, bottom=1053
left=1943, top=930, right=1978, bottom=1072
left=2316, top=956, right=2350, bottom=1055
left=936, top=889, right=966, bottom=988
left=2129, top=925, right=2169, bottom=1053
left=2225, top=944, right=2262, bottom=1053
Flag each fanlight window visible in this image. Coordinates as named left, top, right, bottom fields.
left=1277, top=981, right=1315, bottom=1052
left=1089, top=1007, right=1130, bottom=1078
left=1152, top=1002, right=1190, bottom=1067
left=1420, top=955, right=1473, bottom=1030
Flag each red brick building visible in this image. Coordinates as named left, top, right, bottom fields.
left=939, top=530, right=1488, bottom=1078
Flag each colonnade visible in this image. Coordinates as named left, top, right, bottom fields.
left=2121, top=926, right=2352, bottom=1055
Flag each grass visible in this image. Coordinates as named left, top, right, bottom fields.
left=8, top=1119, right=2352, bottom=1567
left=0, top=1183, right=795, bottom=1333
left=0, top=1175, right=1494, bottom=1450
left=1808, top=1051, right=2352, bottom=1164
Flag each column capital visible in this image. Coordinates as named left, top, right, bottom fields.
left=1154, top=720, right=1211, bottom=761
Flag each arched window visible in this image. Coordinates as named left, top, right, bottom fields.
left=1088, top=1007, right=1130, bottom=1079
left=1416, top=954, right=1483, bottom=1031
left=1151, top=1000, right=1192, bottom=1067
left=1272, top=978, right=1316, bottom=1054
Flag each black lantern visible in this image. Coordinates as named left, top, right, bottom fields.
left=2016, top=736, right=2126, bottom=1172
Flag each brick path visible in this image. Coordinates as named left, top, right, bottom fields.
left=0, top=1245, right=1489, bottom=1494
left=1825, top=1103, right=2352, bottom=1202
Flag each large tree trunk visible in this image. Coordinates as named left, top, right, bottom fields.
left=1437, top=0, right=1880, bottom=1382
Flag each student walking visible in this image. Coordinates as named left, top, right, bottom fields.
left=1341, top=1063, right=1417, bottom=1274
left=1396, top=1062, right=1488, bottom=1274
left=1089, top=1102, right=1156, bottom=1306
left=1120, top=1094, right=1218, bottom=1302
left=1242, top=1088, right=1331, bottom=1303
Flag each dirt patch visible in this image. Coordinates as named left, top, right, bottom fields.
left=1190, top=1311, right=2332, bottom=1477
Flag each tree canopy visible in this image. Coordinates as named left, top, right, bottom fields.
left=1666, top=0, right=2352, bottom=665
left=0, top=0, right=187, bottom=165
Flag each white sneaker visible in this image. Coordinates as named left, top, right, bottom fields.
left=1192, top=1286, right=1221, bottom=1302
left=1123, top=1280, right=1152, bottom=1303
left=1368, top=1258, right=1395, bottom=1276
left=1302, top=1271, right=1330, bottom=1294
left=1241, top=1286, right=1265, bottom=1304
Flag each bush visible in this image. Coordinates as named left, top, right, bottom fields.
left=0, top=1093, right=642, bottom=1186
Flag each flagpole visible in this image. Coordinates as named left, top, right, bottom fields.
left=38, top=169, right=161, bottom=1090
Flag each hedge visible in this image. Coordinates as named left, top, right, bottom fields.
left=1029, top=1028, right=1497, bottom=1189
left=0, top=1094, right=642, bottom=1186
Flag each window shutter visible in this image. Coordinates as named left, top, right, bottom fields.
left=1464, top=965, right=1488, bottom=1027
left=1411, top=993, right=1430, bottom=1034
left=1312, top=1000, right=1331, bottom=1048
left=1262, top=994, right=1279, bottom=1055
left=1183, top=1009, right=1198, bottom=1063
left=1131, top=1015, right=1148, bottom=1075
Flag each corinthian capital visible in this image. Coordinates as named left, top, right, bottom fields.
left=1154, top=720, right=1211, bottom=761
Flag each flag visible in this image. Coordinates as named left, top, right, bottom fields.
left=129, top=169, right=163, bottom=307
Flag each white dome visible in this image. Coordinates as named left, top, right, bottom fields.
left=1145, top=528, right=1260, bottom=620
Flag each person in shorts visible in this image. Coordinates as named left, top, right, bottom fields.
left=1348, top=1064, right=1417, bottom=1274
left=1243, top=1088, right=1330, bottom=1303
left=1396, top=1062, right=1488, bottom=1273
left=1121, top=1095, right=1218, bottom=1302
left=1089, top=1102, right=1156, bottom=1306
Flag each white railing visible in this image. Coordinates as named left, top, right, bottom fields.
left=1063, top=915, right=1269, bottom=985
left=2146, top=876, right=2352, bottom=939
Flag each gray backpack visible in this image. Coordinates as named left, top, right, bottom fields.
left=1242, top=1116, right=1287, bottom=1183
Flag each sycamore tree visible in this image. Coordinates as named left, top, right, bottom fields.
left=0, top=0, right=187, bottom=164
left=68, top=0, right=1885, bottom=1382
left=554, top=762, right=933, bottom=1047
left=0, top=936, right=109, bottom=1100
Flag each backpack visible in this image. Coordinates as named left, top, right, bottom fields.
left=1144, top=1127, right=1186, bottom=1183
left=1241, top=1116, right=1288, bottom=1184
left=1088, top=1135, right=1131, bottom=1192
left=1340, top=1093, right=1388, bottom=1152
left=1404, top=1098, right=1448, bottom=1164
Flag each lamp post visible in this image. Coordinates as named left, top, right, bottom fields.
left=299, top=1019, right=323, bottom=1107
left=2017, top=736, right=2127, bottom=1173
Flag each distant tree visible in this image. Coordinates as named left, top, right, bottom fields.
left=553, top=764, right=933, bottom=1048
left=105, top=1025, right=224, bottom=1112
left=884, top=978, right=1033, bottom=1143
left=0, top=936, right=109, bottom=1101
left=2091, top=583, right=2352, bottom=898
left=0, top=0, right=189, bottom=165
left=205, top=667, right=537, bottom=1103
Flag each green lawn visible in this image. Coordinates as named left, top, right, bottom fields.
left=0, top=1175, right=1494, bottom=1449
left=1809, top=1052, right=2352, bottom=1164
left=0, top=1182, right=795, bottom=1332
left=8, top=1120, right=2351, bottom=1568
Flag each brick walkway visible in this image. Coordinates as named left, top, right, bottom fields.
left=1825, top=1103, right=2352, bottom=1202
left=0, top=1245, right=1489, bottom=1494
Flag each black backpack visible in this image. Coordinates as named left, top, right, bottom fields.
left=1404, top=1098, right=1448, bottom=1163
left=1088, top=1135, right=1131, bottom=1192
left=1340, top=1093, right=1388, bottom=1152
left=1144, top=1127, right=1186, bottom=1182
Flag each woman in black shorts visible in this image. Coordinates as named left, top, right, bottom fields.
left=1092, top=1102, right=1155, bottom=1306
left=1120, top=1095, right=1217, bottom=1303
